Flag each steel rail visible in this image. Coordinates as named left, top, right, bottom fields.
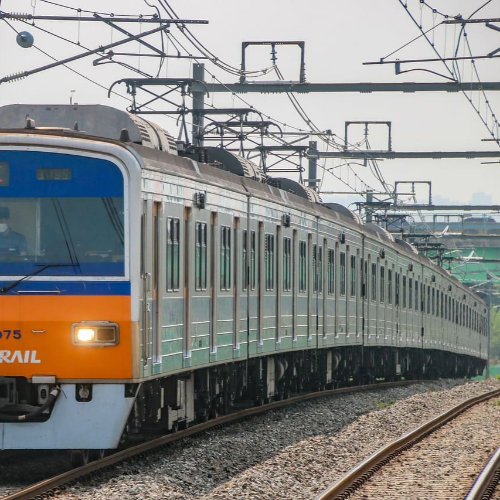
left=315, top=387, right=500, bottom=500
left=465, top=446, right=500, bottom=500
left=2, top=380, right=420, bottom=500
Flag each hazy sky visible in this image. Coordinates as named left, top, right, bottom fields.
left=1, top=0, right=499, bottom=208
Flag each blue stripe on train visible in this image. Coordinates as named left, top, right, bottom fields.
left=0, top=280, right=131, bottom=295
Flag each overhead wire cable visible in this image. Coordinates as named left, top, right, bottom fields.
left=398, top=0, right=500, bottom=146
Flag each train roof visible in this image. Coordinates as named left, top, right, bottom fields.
left=0, top=104, right=484, bottom=299
left=0, top=103, right=178, bottom=154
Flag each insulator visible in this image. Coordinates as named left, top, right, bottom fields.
left=7, top=12, right=31, bottom=20
left=4, top=72, right=27, bottom=83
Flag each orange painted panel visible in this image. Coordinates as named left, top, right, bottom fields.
left=0, top=295, right=133, bottom=379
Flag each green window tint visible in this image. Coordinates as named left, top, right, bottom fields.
left=371, top=262, right=377, bottom=302
left=380, top=266, right=385, bottom=303
left=312, top=245, right=318, bottom=293
left=250, top=230, right=256, bottom=290
left=243, top=230, right=247, bottom=291
left=395, top=273, right=400, bottom=306
left=283, top=236, right=292, bottom=291
left=318, top=246, right=323, bottom=294
left=265, top=233, right=275, bottom=290
left=388, top=269, right=393, bottom=304
left=195, top=222, right=207, bottom=291
left=350, top=255, right=356, bottom=297
left=340, top=252, right=346, bottom=296
left=220, top=226, right=231, bottom=291
left=299, top=241, right=307, bottom=292
left=327, top=249, right=334, bottom=295
left=167, top=217, right=180, bottom=291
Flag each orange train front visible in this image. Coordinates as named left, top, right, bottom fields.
left=0, top=107, right=143, bottom=451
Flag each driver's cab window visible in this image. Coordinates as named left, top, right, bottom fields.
left=0, top=197, right=124, bottom=276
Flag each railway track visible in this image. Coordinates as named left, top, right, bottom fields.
left=315, top=387, right=500, bottom=500
left=466, top=446, right=500, bottom=500
left=1, top=380, right=421, bottom=500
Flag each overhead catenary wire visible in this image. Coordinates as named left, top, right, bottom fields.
left=397, top=0, right=500, bottom=146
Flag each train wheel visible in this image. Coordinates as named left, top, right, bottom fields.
left=70, top=449, right=90, bottom=467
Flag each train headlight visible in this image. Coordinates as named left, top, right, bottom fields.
left=72, top=321, right=119, bottom=346
left=76, top=328, right=95, bottom=342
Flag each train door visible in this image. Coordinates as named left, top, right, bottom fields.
left=140, top=199, right=155, bottom=374
left=338, top=246, right=347, bottom=341
left=325, top=243, right=335, bottom=343
left=380, top=260, right=386, bottom=344
left=210, top=211, right=218, bottom=356
left=334, top=241, right=340, bottom=343
left=387, top=264, right=394, bottom=345
left=151, top=201, right=162, bottom=364
left=367, top=255, right=376, bottom=345
left=395, top=269, right=401, bottom=347
left=292, top=229, right=298, bottom=343
left=347, top=248, right=356, bottom=341
left=307, top=233, right=313, bottom=342
left=234, top=216, right=241, bottom=348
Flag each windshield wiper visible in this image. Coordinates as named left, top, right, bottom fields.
left=1, top=264, right=78, bottom=293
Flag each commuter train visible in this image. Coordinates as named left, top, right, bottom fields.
left=0, top=104, right=488, bottom=464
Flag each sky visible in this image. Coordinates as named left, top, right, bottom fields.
left=0, top=0, right=500, bottom=212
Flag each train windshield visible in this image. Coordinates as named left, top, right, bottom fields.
left=0, top=197, right=124, bottom=276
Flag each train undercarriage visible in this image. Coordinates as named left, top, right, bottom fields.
left=126, top=346, right=486, bottom=444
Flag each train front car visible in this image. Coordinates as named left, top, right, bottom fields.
left=0, top=116, right=141, bottom=456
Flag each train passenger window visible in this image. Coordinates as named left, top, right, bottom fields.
left=441, top=292, right=444, bottom=318
left=327, top=248, right=334, bottom=295
left=432, top=288, right=435, bottom=315
left=415, top=280, right=419, bottom=310
left=402, top=276, right=407, bottom=308
left=220, top=226, right=231, bottom=291
left=436, top=289, right=439, bottom=317
left=371, top=263, right=376, bottom=302
left=283, top=236, right=292, bottom=291
left=350, top=255, right=356, bottom=297
left=167, top=217, right=181, bottom=291
left=388, top=269, right=392, bottom=304
left=318, top=246, right=323, bottom=294
left=395, top=273, right=400, bottom=306
left=195, top=222, right=207, bottom=291
left=340, top=252, right=346, bottom=296
left=265, top=233, right=275, bottom=290
left=243, top=230, right=248, bottom=291
left=380, top=265, right=385, bottom=303
left=251, top=231, right=256, bottom=290
left=409, top=278, right=413, bottom=310
left=299, top=241, right=307, bottom=292
left=427, top=285, right=431, bottom=314
left=313, top=245, right=318, bottom=292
